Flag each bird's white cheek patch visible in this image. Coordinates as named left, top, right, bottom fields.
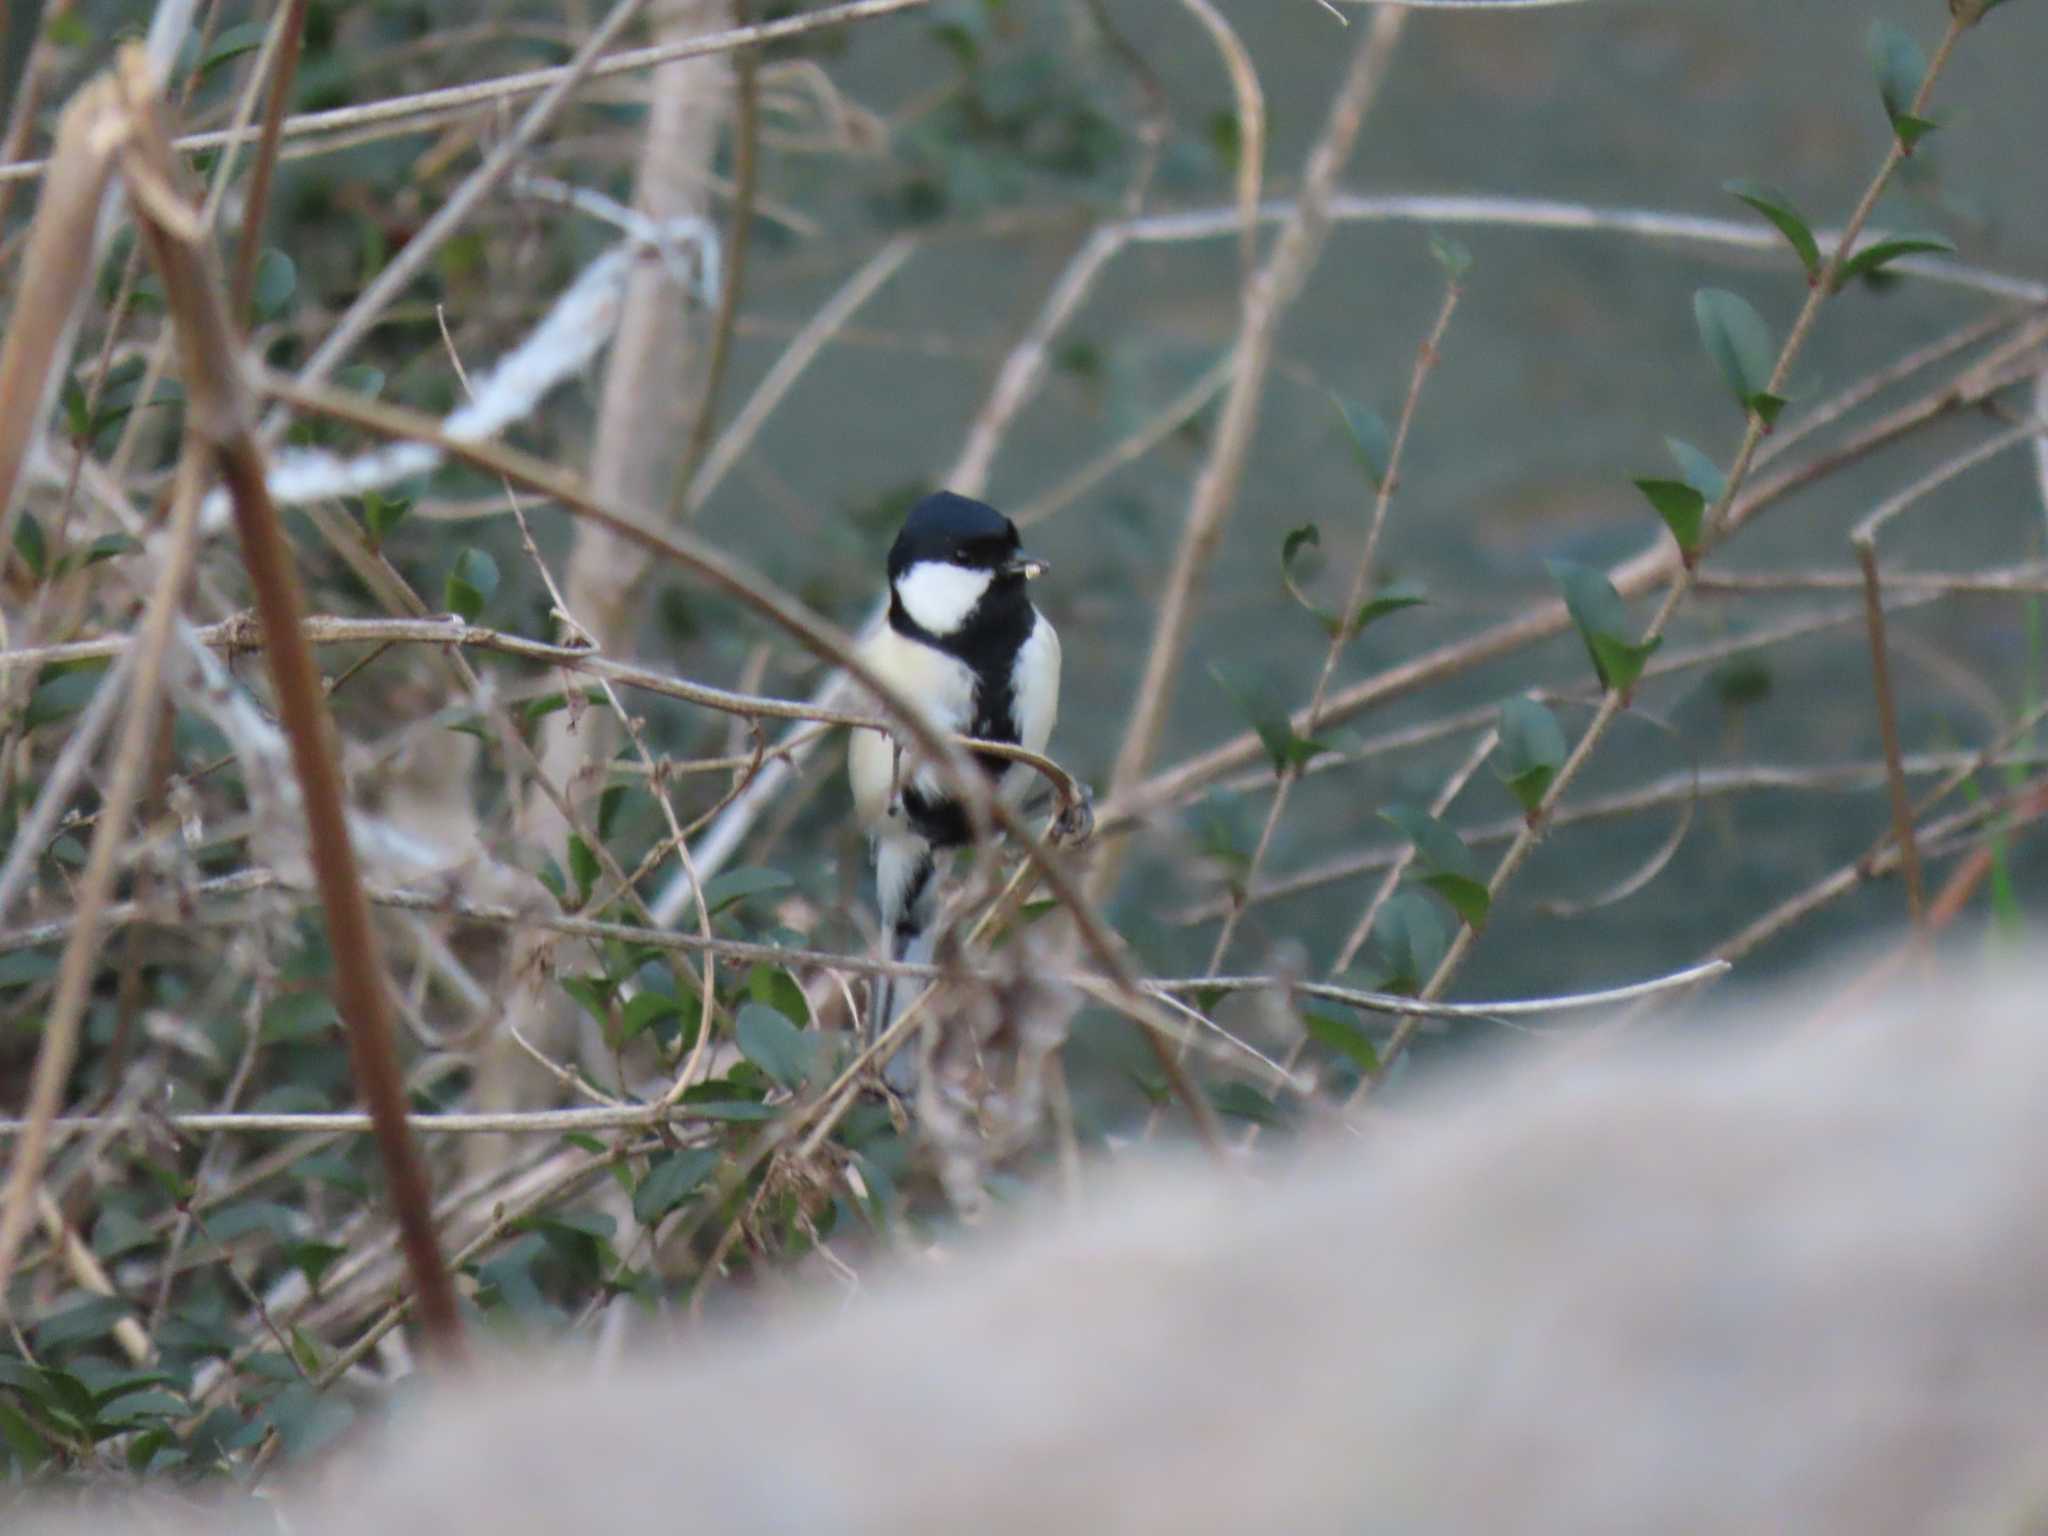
left=895, top=561, right=992, bottom=637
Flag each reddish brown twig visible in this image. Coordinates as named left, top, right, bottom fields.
left=113, top=47, right=465, bottom=1361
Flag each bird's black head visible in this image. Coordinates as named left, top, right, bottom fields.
left=886, top=491, right=1029, bottom=586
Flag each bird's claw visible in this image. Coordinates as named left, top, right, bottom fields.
left=1052, top=784, right=1096, bottom=847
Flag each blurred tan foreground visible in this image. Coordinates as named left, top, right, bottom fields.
left=28, top=957, right=2048, bottom=1534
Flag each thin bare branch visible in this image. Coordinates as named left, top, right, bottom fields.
left=1098, top=9, right=1409, bottom=900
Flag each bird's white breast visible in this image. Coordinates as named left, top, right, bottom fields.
left=848, top=622, right=980, bottom=829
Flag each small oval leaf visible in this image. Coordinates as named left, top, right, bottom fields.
left=1723, top=179, right=1820, bottom=280
left=1693, top=288, right=1779, bottom=420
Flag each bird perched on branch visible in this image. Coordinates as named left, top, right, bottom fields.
left=849, top=492, right=1061, bottom=1092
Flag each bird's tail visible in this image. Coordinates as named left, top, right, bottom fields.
left=870, top=833, right=939, bottom=1093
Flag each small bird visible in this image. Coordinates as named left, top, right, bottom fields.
left=848, top=491, right=1061, bottom=1090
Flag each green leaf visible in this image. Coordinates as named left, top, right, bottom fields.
left=747, top=964, right=808, bottom=1025
left=1428, top=232, right=1472, bottom=283
left=1693, top=288, right=1783, bottom=423
left=1211, top=665, right=1328, bottom=776
left=1280, top=522, right=1336, bottom=629
left=1349, top=582, right=1427, bottom=634
left=252, top=249, right=296, bottom=321
left=633, top=1146, right=722, bottom=1225
left=0, top=950, right=56, bottom=990
left=13, top=512, right=47, bottom=580
left=0, top=1395, right=50, bottom=1470
left=204, top=1200, right=300, bottom=1244
left=1633, top=479, right=1706, bottom=556
left=1380, top=803, right=1489, bottom=928
left=1208, top=1081, right=1282, bottom=1127
left=362, top=491, right=409, bottom=549
left=25, top=667, right=104, bottom=730
left=566, top=834, right=600, bottom=907
left=200, top=21, right=268, bottom=77
left=735, top=1002, right=816, bottom=1091
left=262, top=990, right=338, bottom=1043
left=1493, top=696, right=1567, bottom=815
left=1279, top=523, right=1424, bottom=638
left=1868, top=21, right=1939, bottom=148
left=1362, top=892, right=1448, bottom=997
left=1304, top=1008, right=1380, bottom=1075
left=44, top=10, right=91, bottom=46
left=1281, top=521, right=1322, bottom=587
left=620, top=990, right=682, bottom=1042
left=34, top=1297, right=136, bottom=1353
left=95, top=1390, right=190, bottom=1430
left=559, top=975, right=614, bottom=1024
left=1547, top=559, right=1662, bottom=693
left=336, top=364, right=386, bottom=397
left=1333, top=394, right=1393, bottom=489
left=1723, top=179, right=1821, bottom=280
left=1833, top=231, right=1956, bottom=290
left=282, top=1241, right=346, bottom=1290
left=1665, top=438, right=1726, bottom=503
left=444, top=547, right=499, bottom=623
left=74, top=532, right=141, bottom=570
left=702, top=866, right=795, bottom=916
left=265, top=1384, right=356, bottom=1462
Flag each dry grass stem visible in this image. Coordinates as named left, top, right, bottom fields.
left=109, top=46, right=467, bottom=1359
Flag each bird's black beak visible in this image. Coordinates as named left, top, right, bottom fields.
left=1002, top=556, right=1048, bottom=581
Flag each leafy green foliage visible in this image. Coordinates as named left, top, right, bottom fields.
left=1381, top=804, right=1490, bottom=928
left=14, top=512, right=48, bottom=580
left=253, top=249, right=298, bottom=321
left=1211, top=665, right=1328, bottom=776
left=1833, top=231, right=1956, bottom=290
left=1493, top=696, right=1567, bottom=815
left=1665, top=438, right=1727, bottom=504
left=444, top=547, right=499, bottom=622
left=1868, top=21, right=1939, bottom=148
left=1279, top=524, right=1426, bottom=640
left=361, top=491, right=410, bottom=550
left=634, top=1148, right=722, bottom=1226
left=1428, top=232, right=1473, bottom=283
left=1547, top=560, right=1661, bottom=693
left=1303, top=1008, right=1380, bottom=1076
left=1633, top=478, right=1706, bottom=557
left=1357, top=892, right=1449, bottom=996
left=1693, top=288, right=1786, bottom=426
left=1724, top=179, right=1820, bottom=281
left=1333, top=394, right=1393, bottom=489
left=702, top=867, right=796, bottom=916
left=735, top=1002, right=818, bottom=1091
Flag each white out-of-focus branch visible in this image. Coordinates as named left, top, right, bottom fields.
left=203, top=216, right=719, bottom=531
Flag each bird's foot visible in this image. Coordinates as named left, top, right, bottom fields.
left=1051, top=783, right=1096, bottom=847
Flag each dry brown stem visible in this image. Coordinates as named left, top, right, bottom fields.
left=227, top=0, right=311, bottom=321
left=0, top=73, right=123, bottom=562
left=107, top=48, right=467, bottom=1360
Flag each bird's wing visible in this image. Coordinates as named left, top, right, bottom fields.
left=1015, top=611, right=1061, bottom=760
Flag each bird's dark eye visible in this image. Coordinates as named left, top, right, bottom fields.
left=961, top=536, right=1009, bottom=565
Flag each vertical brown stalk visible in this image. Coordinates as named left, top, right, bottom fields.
left=111, top=47, right=465, bottom=1360
left=1854, top=538, right=1926, bottom=926
left=228, top=0, right=310, bottom=321
left=0, top=72, right=122, bottom=563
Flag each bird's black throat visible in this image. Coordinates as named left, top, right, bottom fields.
left=888, top=574, right=1035, bottom=850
